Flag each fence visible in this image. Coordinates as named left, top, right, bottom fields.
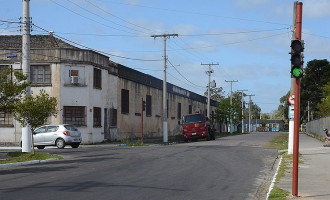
left=306, top=116, right=330, bottom=137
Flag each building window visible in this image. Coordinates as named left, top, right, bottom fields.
left=121, top=89, right=129, bottom=114
left=63, top=106, right=86, bottom=126
left=109, top=108, right=117, bottom=127
left=146, top=95, right=152, bottom=117
left=31, top=65, right=51, bottom=84
left=177, top=103, right=181, bottom=119
left=189, top=105, right=192, bottom=114
left=93, top=107, right=101, bottom=127
left=93, top=68, right=102, bottom=89
left=0, top=112, right=13, bottom=126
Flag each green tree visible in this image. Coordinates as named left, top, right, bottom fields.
left=316, top=83, right=330, bottom=116
left=301, top=59, right=330, bottom=120
left=216, top=97, right=241, bottom=132
left=204, top=87, right=225, bottom=101
left=0, top=67, right=30, bottom=113
left=13, top=90, right=58, bottom=132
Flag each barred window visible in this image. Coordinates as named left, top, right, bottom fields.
left=63, top=106, right=86, bottom=126
left=93, top=107, right=101, bottom=127
left=31, top=65, right=51, bottom=83
left=0, top=112, right=13, bottom=126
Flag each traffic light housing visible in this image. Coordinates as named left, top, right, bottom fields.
left=290, top=40, right=304, bottom=78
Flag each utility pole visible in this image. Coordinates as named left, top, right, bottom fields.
left=246, top=94, right=255, bottom=132
left=288, top=0, right=298, bottom=156
left=237, top=89, right=248, bottom=133
left=292, top=1, right=303, bottom=197
left=201, top=63, right=218, bottom=119
left=151, top=34, right=178, bottom=143
left=21, top=0, right=32, bottom=153
left=225, top=80, right=238, bottom=133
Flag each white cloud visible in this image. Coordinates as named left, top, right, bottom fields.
left=303, top=0, right=330, bottom=18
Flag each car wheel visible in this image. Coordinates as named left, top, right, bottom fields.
left=71, top=143, right=80, bottom=148
left=56, top=138, right=66, bottom=149
left=36, top=146, right=45, bottom=149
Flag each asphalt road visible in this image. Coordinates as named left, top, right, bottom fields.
left=0, top=132, right=281, bottom=200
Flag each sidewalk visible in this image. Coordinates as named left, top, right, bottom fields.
left=278, top=133, right=330, bottom=199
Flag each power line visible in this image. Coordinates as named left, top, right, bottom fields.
left=32, top=23, right=162, bottom=62
left=107, top=1, right=290, bottom=26
left=180, top=27, right=290, bottom=37
left=66, top=0, right=149, bottom=35
left=48, top=0, right=137, bottom=35
left=84, top=0, right=154, bottom=34
left=167, top=59, right=205, bottom=89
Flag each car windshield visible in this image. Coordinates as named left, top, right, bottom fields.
left=64, top=125, right=78, bottom=131
left=183, top=114, right=204, bottom=124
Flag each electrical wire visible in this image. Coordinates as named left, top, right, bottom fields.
left=106, top=0, right=290, bottom=26
left=84, top=0, right=154, bottom=34
left=48, top=0, right=137, bottom=35
left=167, top=59, right=205, bottom=89
left=32, top=23, right=162, bottom=62
left=65, top=0, right=150, bottom=35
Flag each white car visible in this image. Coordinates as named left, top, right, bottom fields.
left=21, top=124, right=82, bottom=149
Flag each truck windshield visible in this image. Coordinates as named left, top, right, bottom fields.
left=183, top=114, right=203, bottom=124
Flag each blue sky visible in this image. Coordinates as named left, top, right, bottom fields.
left=1, top=0, right=330, bottom=113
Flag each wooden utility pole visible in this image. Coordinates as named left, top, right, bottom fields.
left=292, top=1, right=303, bottom=197
left=151, top=34, right=178, bottom=143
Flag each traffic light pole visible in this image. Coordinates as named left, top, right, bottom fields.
left=292, top=1, right=303, bottom=197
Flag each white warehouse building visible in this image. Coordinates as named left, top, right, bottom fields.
left=0, top=35, right=218, bottom=144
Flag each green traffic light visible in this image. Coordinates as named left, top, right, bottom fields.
left=291, top=67, right=303, bottom=78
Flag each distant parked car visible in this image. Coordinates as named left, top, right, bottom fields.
left=20, top=124, right=82, bottom=149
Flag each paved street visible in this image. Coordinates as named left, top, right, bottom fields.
left=0, top=132, right=280, bottom=200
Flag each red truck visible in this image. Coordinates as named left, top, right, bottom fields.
left=180, top=113, right=215, bottom=142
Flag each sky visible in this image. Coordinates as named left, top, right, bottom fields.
left=1, top=0, right=330, bottom=113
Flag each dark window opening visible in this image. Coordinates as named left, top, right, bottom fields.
left=93, top=107, right=101, bottom=127
left=121, top=89, right=129, bottom=114
left=146, top=95, right=152, bottom=117
left=93, top=68, right=102, bottom=89
left=177, top=103, right=181, bottom=119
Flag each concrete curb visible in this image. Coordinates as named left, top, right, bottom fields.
left=0, top=158, right=59, bottom=169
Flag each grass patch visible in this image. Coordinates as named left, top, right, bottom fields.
left=0, top=152, right=62, bottom=164
left=119, top=138, right=146, bottom=146
left=267, top=133, right=290, bottom=199
left=268, top=186, right=290, bottom=200
left=267, top=133, right=288, bottom=150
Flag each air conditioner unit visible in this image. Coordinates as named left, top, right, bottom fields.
left=71, top=76, right=79, bottom=84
